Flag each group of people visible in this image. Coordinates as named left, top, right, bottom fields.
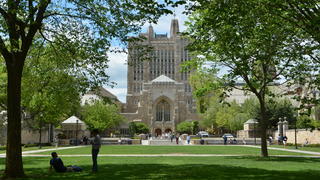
left=277, top=134, right=288, bottom=146
left=223, top=136, right=237, bottom=145
left=50, top=129, right=101, bottom=173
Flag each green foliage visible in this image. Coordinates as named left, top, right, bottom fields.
left=188, top=69, right=223, bottom=113
left=0, top=0, right=179, bottom=177
left=128, top=122, right=150, bottom=136
left=128, top=122, right=136, bottom=137
left=243, top=98, right=296, bottom=128
left=297, top=115, right=320, bottom=130
left=192, top=121, right=199, bottom=134
left=135, top=122, right=150, bottom=134
left=184, top=0, right=309, bottom=156
left=176, top=121, right=193, bottom=134
left=0, top=58, right=6, bottom=110
left=82, top=101, right=125, bottom=131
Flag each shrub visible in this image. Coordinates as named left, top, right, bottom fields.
left=177, top=121, right=193, bottom=134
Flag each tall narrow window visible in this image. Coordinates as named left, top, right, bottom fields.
left=156, top=100, right=170, bottom=121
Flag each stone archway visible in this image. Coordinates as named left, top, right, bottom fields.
left=165, top=128, right=172, bottom=133
left=155, top=128, right=162, bottom=137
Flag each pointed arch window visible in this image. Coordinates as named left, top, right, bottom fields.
left=156, top=100, right=170, bottom=121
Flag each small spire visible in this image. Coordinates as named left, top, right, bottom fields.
left=173, top=9, right=176, bottom=19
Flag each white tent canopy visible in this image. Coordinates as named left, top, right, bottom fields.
left=62, top=116, right=84, bottom=124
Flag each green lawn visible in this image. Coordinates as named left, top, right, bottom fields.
left=1, top=156, right=320, bottom=179
left=33, top=145, right=306, bottom=156
left=270, top=145, right=320, bottom=153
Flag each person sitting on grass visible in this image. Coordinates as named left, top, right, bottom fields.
left=50, top=152, right=82, bottom=172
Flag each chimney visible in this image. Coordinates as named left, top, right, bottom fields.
left=170, top=19, right=179, bottom=38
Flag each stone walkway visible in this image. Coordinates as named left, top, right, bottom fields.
left=2, top=153, right=320, bottom=158
left=0, top=145, right=86, bottom=158
left=1, top=145, right=320, bottom=158
left=245, top=145, right=320, bottom=156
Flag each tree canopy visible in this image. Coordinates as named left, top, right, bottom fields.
left=184, top=0, right=307, bottom=157
left=81, top=101, right=125, bottom=132
left=0, top=0, right=181, bottom=177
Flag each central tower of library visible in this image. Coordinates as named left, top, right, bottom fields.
left=122, top=19, right=199, bottom=136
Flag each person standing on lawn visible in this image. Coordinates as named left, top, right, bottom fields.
left=91, top=129, right=101, bottom=172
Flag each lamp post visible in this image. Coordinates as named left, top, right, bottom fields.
left=294, top=114, right=298, bottom=149
left=253, top=120, right=256, bottom=145
left=76, top=119, right=79, bottom=146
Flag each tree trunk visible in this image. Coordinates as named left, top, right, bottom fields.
left=259, top=97, right=268, bottom=157
left=5, top=61, right=25, bottom=178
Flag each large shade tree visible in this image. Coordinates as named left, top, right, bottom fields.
left=0, top=0, right=181, bottom=178
left=256, top=1, right=320, bottom=116
left=21, top=42, right=84, bottom=147
left=184, top=0, right=306, bottom=157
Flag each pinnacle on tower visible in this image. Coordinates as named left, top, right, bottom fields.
left=148, top=24, right=154, bottom=39
left=170, top=18, right=179, bottom=38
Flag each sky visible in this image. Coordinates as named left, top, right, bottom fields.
left=105, top=6, right=188, bottom=103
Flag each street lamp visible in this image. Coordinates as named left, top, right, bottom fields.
left=76, top=119, right=79, bottom=146
left=294, top=114, right=298, bottom=149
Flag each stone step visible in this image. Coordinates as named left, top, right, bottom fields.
left=149, top=140, right=183, bottom=145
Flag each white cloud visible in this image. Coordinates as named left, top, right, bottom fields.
left=142, top=6, right=188, bottom=34
left=104, top=51, right=128, bottom=102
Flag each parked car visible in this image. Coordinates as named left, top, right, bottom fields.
left=222, top=133, right=234, bottom=138
left=197, top=131, right=209, bottom=137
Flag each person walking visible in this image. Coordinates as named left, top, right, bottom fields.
left=283, top=135, right=288, bottom=148
left=187, top=134, right=191, bottom=145
left=170, top=133, right=175, bottom=142
left=91, top=129, right=101, bottom=172
left=223, top=135, right=227, bottom=145
left=175, top=134, right=179, bottom=145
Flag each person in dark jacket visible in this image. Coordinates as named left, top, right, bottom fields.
left=50, top=152, right=82, bottom=172
left=91, top=129, right=101, bottom=172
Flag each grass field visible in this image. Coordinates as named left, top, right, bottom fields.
left=1, top=145, right=319, bottom=179
left=1, top=156, right=320, bottom=179
left=32, top=145, right=306, bottom=156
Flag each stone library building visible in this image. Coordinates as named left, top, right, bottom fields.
left=121, top=18, right=200, bottom=136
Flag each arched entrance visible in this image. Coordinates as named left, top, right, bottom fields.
left=165, top=128, right=172, bottom=133
left=155, top=128, right=162, bottom=137
left=156, top=99, right=170, bottom=121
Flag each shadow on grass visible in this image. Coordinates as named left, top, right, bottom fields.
left=0, top=158, right=318, bottom=180
left=19, top=164, right=320, bottom=180
left=1, top=157, right=320, bottom=180
left=230, top=156, right=320, bottom=163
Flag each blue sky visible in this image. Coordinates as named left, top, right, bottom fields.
left=105, top=7, right=188, bottom=103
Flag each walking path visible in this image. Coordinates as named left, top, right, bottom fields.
left=1, top=145, right=320, bottom=158
left=245, top=145, right=320, bottom=156
left=0, top=146, right=85, bottom=158
left=2, top=153, right=320, bottom=158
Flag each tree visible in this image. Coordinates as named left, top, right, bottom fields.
left=128, top=122, right=149, bottom=135
left=188, top=68, right=223, bottom=113
left=82, top=101, right=125, bottom=132
left=269, top=0, right=320, bottom=43
left=185, top=0, right=305, bottom=157
left=176, top=121, right=193, bottom=134
left=0, top=0, right=180, bottom=177
left=21, top=44, right=83, bottom=147
left=266, top=1, right=320, bottom=119
left=135, top=122, right=150, bottom=134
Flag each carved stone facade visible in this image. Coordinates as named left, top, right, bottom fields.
left=121, top=19, right=200, bottom=135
